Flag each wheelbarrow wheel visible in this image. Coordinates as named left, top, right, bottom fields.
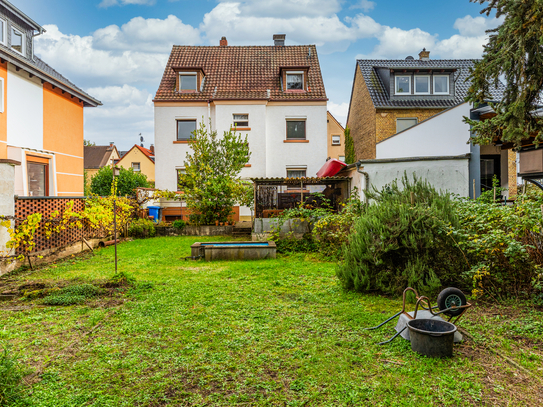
left=437, top=287, right=466, bottom=317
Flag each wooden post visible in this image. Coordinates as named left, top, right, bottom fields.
left=410, top=191, right=415, bottom=205
left=253, top=184, right=257, bottom=219
left=300, top=181, right=304, bottom=206
left=523, top=180, right=527, bottom=194
left=493, top=187, right=496, bottom=202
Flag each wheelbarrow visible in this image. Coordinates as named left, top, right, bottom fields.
left=366, top=287, right=471, bottom=345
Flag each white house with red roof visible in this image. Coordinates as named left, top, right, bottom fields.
left=153, top=34, right=328, bottom=208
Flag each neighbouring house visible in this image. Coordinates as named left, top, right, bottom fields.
left=346, top=49, right=511, bottom=199
left=153, top=34, right=328, bottom=220
left=116, top=144, right=155, bottom=182
left=84, top=143, right=120, bottom=180
left=0, top=1, right=101, bottom=197
left=327, top=111, right=345, bottom=162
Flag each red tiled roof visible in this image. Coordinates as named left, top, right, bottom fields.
left=118, top=145, right=155, bottom=165
left=154, top=45, right=327, bottom=102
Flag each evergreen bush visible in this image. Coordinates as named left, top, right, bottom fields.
left=337, top=175, right=466, bottom=296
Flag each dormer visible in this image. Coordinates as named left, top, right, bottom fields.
left=280, top=66, right=310, bottom=93
left=388, top=68, right=457, bottom=101
left=172, top=67, right=205, bottom=93
left=0, top=1, right=44, bottom=60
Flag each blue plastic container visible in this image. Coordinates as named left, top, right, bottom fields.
left=147, top=206, right=161, bottom=222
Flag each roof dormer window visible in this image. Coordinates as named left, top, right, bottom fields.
left=414, top=75, right=430, bottom=95
left=11, top=27, right=25, bottom=55
left=179, top=73, right=197, bottom=91
left=433, top=75, right=449, bottom=95
left=286, top=72, right=304, bottom=90
left=395, top=75, right=411, bottom=95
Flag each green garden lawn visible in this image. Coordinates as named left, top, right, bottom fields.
left=1, top=236, right=542, bottom=406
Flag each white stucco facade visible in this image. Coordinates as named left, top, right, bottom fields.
left=376, top=103, right=471, bottom=160
left=7, top=64, right=43, bottom=151
left=154, top=101, right=328, bottom=191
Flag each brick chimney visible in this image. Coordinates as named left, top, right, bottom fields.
left=419, top=48, right=430, bottom=60
left=273, top=34, right=286, bottom=46
left=220, top=36, right=228, bottom=47
left=150, top=144, right=154, bottom=154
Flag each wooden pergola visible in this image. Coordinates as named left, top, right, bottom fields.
left=251, top=176, right=351, bottom=218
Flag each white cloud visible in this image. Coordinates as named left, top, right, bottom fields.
left=84, top=85, right=154, bottom=149
left=93, top=15, right=201, bottom=53
left=370, top=27, right=437, bottom=59
left=201, top=3, right=380, bottom=52
left=235, top=0, right=342, bottom=18
left=328, top=102, right=348, bottom=127
left=349, top=0, right=375, bottom=12
left=99, top=0, right=156, bottom=8
left=453, top=15, right=504, bottom=37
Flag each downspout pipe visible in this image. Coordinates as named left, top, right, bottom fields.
left=355, top=161, right=369, bottom=204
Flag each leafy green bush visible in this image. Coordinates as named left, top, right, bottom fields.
left=337, top=175, right=466, bottom=296
left=172, top=219, right=186, bottom=230
left=107, top=272, right=136, bottom=288
left=128, top=218, right=156, bottom=238
left=90, top=166, right=150, bottom=197
left=42, top=283, right=103, bottom=306
left=0, top=347, right=27, bottom=406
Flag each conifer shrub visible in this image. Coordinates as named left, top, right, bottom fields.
left=336, top=175, right=466, bottom=296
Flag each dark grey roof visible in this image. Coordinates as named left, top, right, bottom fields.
left=357, top=59, right=504, bottom=108
left=0, top=46, right=101, bottom=107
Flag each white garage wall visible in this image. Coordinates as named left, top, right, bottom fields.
left=376, top=103, right=471, bottom=160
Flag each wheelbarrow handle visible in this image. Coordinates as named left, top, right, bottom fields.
left=378, top=326, right=407, bottom=345
left=364, top=311, right=402, bottom=331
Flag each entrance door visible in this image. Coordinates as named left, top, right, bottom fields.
left=480, top=155, right=501, bottom=191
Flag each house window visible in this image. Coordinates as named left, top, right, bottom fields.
left=0, top=77, right=4, bottom=113
left=177, top=119, right=197, bottom=141
left=433, top=75, right=449, bottom=94
left=179, top=73, right=197, bottom=91
left=339, top=156, right=345, bottom=162
left=27, top=158, right=49, bottom=196
left=286, top=120, right=306, bottom=140
left=233, top=114, right=249, bottom=128
left=11, top=27, right=24, bottom=55
left=0, top=18, right=6, bottom=45
left=414, top=76, right=430, bottom=94
left=132, top=162, right=140, bottom=172
left=286, top=72, right=304, bottom=90
left=332, top=135, right=341, bottom=145
left=287, top=169, right=306, bottom=178
left=395, top=75, right=411, bottom=94
left=396, top=118, right=418, bottom=133
left=176, top=168, right=186, bottom=191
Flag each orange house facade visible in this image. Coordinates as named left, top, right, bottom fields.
left=0, top=1, right=100, bottom=197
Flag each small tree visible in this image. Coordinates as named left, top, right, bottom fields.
left=344, top=126, right=356, bottom=164
left=90, top=166, right=150, bottom=197
left=83, top=139, right=95, bottom=146
left=465, top=0, right=543, bottom=147
left=179, top=121, right=250, bottom=225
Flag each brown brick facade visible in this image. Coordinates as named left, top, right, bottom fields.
left=346, top=68, right=376, bottom=159
left=375, top=108, right=444, bottom=143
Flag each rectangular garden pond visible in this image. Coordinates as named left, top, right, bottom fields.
left=190, top=241, right=276, bottom=261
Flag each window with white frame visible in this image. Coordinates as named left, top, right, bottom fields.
left=11, top=27, right=24, bottom=55
left=0, top=77, right=4, bottom=113
left=395, top=75, right=411, bottom=94
left=233, top=114, right=249, bottom=128
left=0, top=18, right=6, bottom=45
left=414, top=76, right=430, bottom=94
left=433, top=75, right=449, bottom=94
left=396, top=118, right=418, bottom=133
left=132, top=162, right=140, bottom=172
left=177, top=119, right=197, bottom=140
left=332, top=135, right=341, bottom=145
left=287, top=168, right=306, bottom=178
left=179, top=73, right=197, bottom=91
left=286, top=72, right=304, bottom=90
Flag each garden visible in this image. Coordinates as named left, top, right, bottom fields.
left=1, top=235, right=542, bottom=406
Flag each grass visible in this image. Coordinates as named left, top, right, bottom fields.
left=0, top=236, right=542, bottom=406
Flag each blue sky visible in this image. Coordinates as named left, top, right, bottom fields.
left=12, top=0, right=501, bottom=150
